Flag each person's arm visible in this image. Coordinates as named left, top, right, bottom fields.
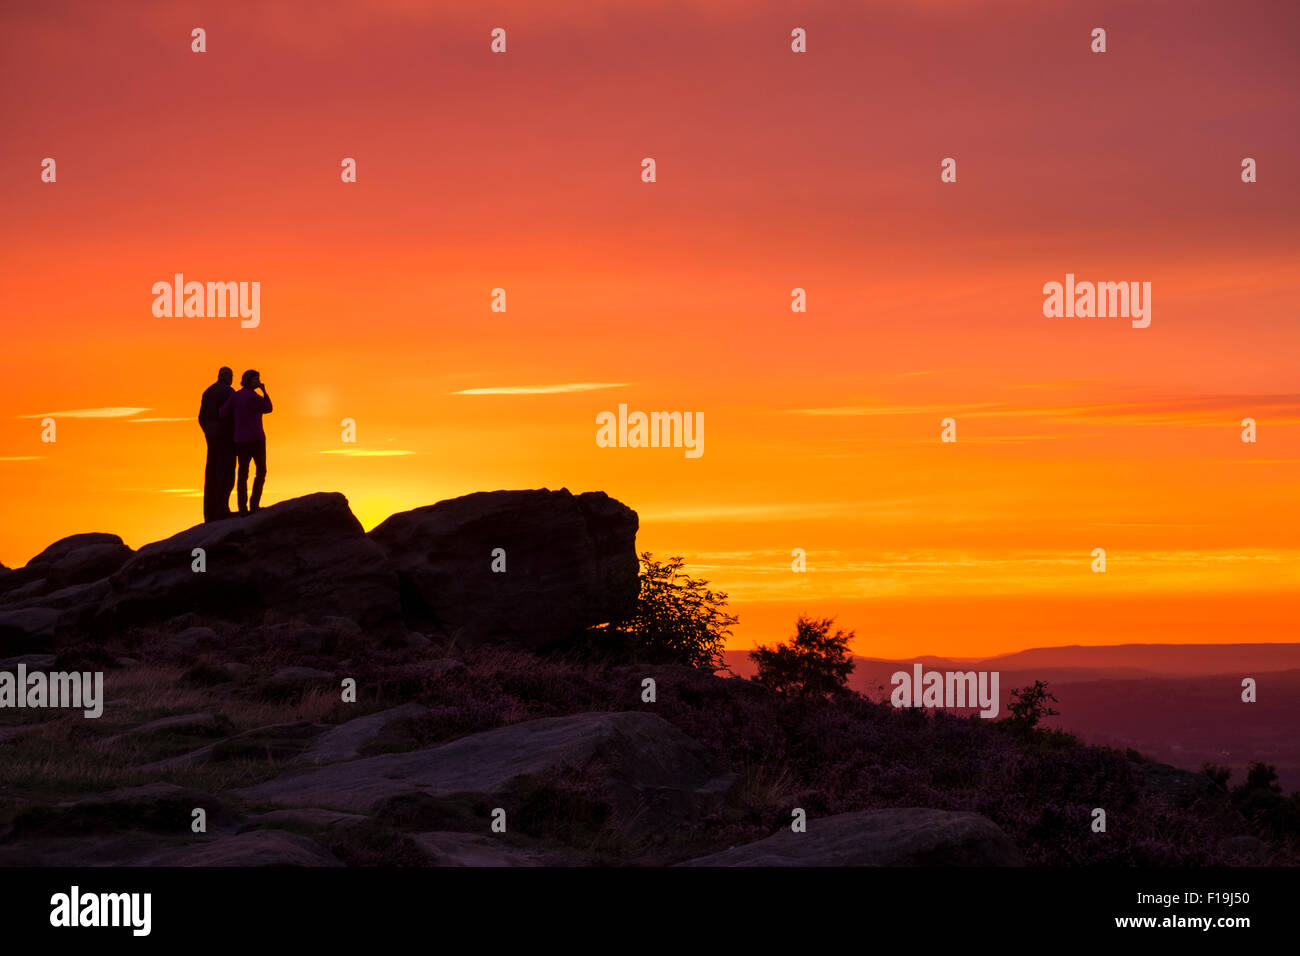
left=219, top=395, right=233, bottom=421
left=259, top=387, right=272, bottom=413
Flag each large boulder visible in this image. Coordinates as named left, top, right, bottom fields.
left=9, top=783, right=230, bottom=838
left=0, top=580, right=113, bottom=654
left=678, top=808, right=1025, bottom=866
left=27, top=532, right=132, bottom=583
left=293, top=702, right=428, bottom=765
left=369, top=488, right=638, bottom=649
left=235, top=711, right=736, bottom=829
left=410, top=831, right=572, bottom=866
left=0, top=606, right=62, bottom=655
left=142, top=830, right=344, bottom=867
left=95, top=493, right=401, bottom=633
left=0, top=533, right=132, bottom=603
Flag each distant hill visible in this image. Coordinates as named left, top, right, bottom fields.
left=726, top=642, right=1300, bottom=683
left=1034, top=669, right=1300, bottom=794
left=978, top=643, right=1300, bottom=677
left=725, top=644, right=1300, bottom=792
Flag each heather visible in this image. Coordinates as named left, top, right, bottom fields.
left=333, top=642, right=1287, bottom=865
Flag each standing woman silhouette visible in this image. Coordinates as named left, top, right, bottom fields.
left=220, top=369, right=273, bottom=514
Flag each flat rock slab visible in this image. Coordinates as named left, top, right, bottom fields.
left=411, top=831, right=573, bottom=867
left=293, top=702, right=427, bottom=765
left=170, top=626, right=218, bottom=651
left=139, top=720, right=327, bottom=770
left=235, top=711, right=736, bottom=824
left=143, top=830, right=343, bottom=867
left=128, top=712, right=221, bottom=735
left=0, top=653, right=56, bottom=670
left=0, top=607, right=61, bottom=653
left=10, top=783, right=229, bottom=838
left=102, top=712, right=225, bottom=749
left=267, top=666, right=335, bottom=686
left=0, top=832, right=174, bottom=867
left=678, top=808, right=1025, bottom=867
left=239, top=809, right=373, bottom=833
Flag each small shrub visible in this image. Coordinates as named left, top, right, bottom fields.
left=598, top=553, right=738, bottom=671
left=749, top=615, right=855, bottom=698
left=1004, top=679, right=1059, bottom=730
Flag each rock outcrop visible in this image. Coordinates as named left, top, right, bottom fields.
left=142, top=830, right=344, bottom=867
left=292, top=702, right=427, bottom=765
left=369, top=489, right=638, bottom=649
left=0, top=534, right=131, bottom=652
left=9, top=783, right=231, bottom=838
left=1, top=489, right=640, bottom=653
left=409, top=831, right=572, bottom=866
left=678, top=808, right=1026, bottom=866
left=95, top=493, right=401, bottom=632
left=235, top=711, right=735, bottom=829
left=0, top=606, right=63, bottom=654
left=0, top=533, right=132, bottom=601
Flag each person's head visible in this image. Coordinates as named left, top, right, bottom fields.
left=240, top=369, right=260, bottom=389
left=217, top=367, right=233, bottom=385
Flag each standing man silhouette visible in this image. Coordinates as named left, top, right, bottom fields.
left=220, top=369, right=273, bottom=514
left=197, top=367, right=236, bottom=522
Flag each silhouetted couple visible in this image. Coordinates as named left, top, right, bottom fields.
left=198, top=367, right=273, bottom=522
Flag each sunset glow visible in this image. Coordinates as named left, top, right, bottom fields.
left=2, top=0, right=1297, bottom=657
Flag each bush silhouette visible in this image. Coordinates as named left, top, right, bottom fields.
left=1005, top=679, right=1059, bottom=730
left=1202, top=763, right=1232, bottom=792
left=749, top=615, right=855, bottom=698
left=602, top=553, right=737, bottom=670
left=1230, top=761, right=1300, bottom=848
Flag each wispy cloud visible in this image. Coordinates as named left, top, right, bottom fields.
left=15, top=407, right=149, bottom=419
left=698, top=547, right=1300, bottom=602
left=1008, top=378, right=1112, bottom=391
left=1214, top=458, right=1300, bottom=465
left=129, top=417, right=191, bottom=423
left=0, top=456, right=43, bottom=461
left=899, top=434, right=1081, bottom=444
left=319, top=449, right=415, bottom=457
left=641, top=499, right=926, bottom=523
left=789, top=394, right=1300, bottom=427
left=789, top=402, right=1001, bottom=418
left=453, top=383, right=628, bottom=396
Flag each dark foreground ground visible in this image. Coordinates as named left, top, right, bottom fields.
left=0, top=617, right=1293, bottom=867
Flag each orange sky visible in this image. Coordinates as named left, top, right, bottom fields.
left=1, top=0, right=1297, bottom=657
